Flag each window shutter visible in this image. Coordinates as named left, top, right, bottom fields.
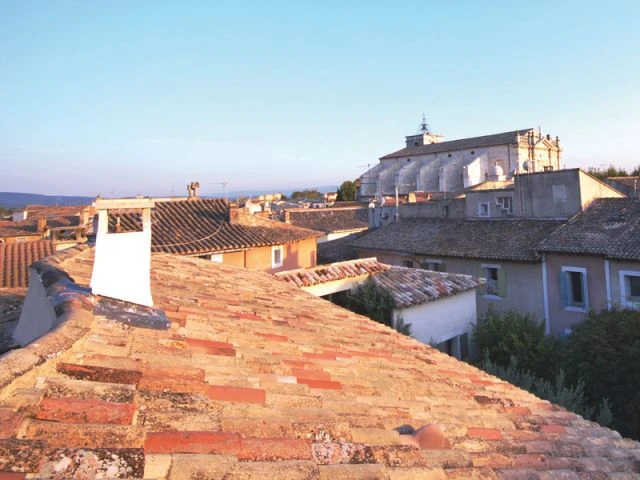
left=478, top=265, right=485, bottom=295
left=498, top=268, right=507, bottom=297
left=439, top=263, right=447, bottom=273
left=560, top=271, right=568, bottom=307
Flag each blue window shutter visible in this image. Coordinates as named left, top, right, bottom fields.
left=498, top=268, right=507, bottom=297
left=560, top=271, right=568, bottom=307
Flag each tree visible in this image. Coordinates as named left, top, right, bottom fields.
left=472, top=308, right=559, bottom=380
left=562, top=308, right=640, bottom=439
left=587, top=164, right=629, bottom=180
left=337, top=180, right=357, bottom=201
left=291, top=190, right=322, bottom=200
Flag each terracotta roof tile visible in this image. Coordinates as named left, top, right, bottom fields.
left=0, top=247, right=638, bottom=478
left=538, top=198, right=640, bottom=260
left=0, top=240, right=56, bottom=288
left=110, top=198, right=322, bottom=256
left=352, top=218, right=563, bottom=262
left=286, top=207, right=370, bottom=234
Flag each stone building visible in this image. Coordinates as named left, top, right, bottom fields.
left=359, top=124, right=562, bottom=198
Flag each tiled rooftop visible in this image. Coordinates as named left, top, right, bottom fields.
left=285, top=207, right=370, bottom=234
left=0, top=240, right=56, bottom=288
left=317, top=231, right=368, bottom=264
left=371, top=266, right=483, bottom=309
left=277, top=259, right=482, bottom=308
left=352, top=218, right=563, bottom=262
left=1, top=246, right=638, bottom=478
left=538, top=197, right=640, bottom=261
left=111, top=198, right=322, bottom=256
left=275, top=257, right=389, bottom=288
left=381, top=129, right=537, bottom=160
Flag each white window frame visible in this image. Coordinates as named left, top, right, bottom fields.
left=422, top=258, right=445, bottom=272
left=210, top=253, right=224, bottom=263
left=495, top=196, right=513, bottom=214
left=561, top=266, right=588, bottom=312
left=619, top=270, right=640, bottom=309
left=477, top=202, right=490, bottom=218
left=481, top=263, right=504, bottom=299
left=272, top=245, right=284, bottom=268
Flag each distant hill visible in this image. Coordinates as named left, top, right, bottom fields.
left=0, top=192, right=95, bottom=209
left=0, top=185, right=338, bottom=209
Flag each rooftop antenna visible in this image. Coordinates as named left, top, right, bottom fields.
left=419, top=113, right=431, bottom=134
left=208, top=180, right=228, bottom=203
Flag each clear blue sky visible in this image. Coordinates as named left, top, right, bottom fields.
left=1, top=1, right=638, bottom=197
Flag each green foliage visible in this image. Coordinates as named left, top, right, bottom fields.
left=479, top=352, right=611, bottom=426
left=342, top=281, right=395, bottom=326
left=587, top=164, right=630, bottom=180
left=337, top=180, right=357, bottom=201
left=472, top=308, right=558, bottom=379
left=291, top=189, right=323, bottom=200
left=393, top=313, right=413, bottom=337
left=562, top=308, right=640, bottom=439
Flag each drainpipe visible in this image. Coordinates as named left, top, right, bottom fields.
left=605, top=258, right=612, bottom=310
left=542, top=254, right=550, bottom=335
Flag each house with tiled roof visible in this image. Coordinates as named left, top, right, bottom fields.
left=538, top=197, right=640, bottom=335
left=3, top=233, right=640, bottom=477
left=359, top=123, right=562, bottom=198
left=351, top=218, right=563, bottom=325
left=1, top=204, right=92, bottom=246
left=277, top=259, right=483, bottom=359
left=109, top=197, right=323, bottom=272
left=283, top=206, right=370, bottom=243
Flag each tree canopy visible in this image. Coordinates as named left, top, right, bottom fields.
left=337, top=180, right=357, bottom=201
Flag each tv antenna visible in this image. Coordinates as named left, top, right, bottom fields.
left=419, top=113, right=431, bottom=134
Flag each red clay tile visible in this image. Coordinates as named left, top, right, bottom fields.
left=234, top=312, right=263, bottom=321
left=255, top=332, right=289, bottom=342
left=467, top=428, right=503, bottom=441
left=513, top=453, right=549, bottom=469
left=144, top=431, right=241, bottom=454
left=296, top=378, right=342, bottom=390
left=57, top=355, right=143, bottom=385
left=185, top=337, right=236, bottom=356
left=236, top=438, right=312, bottom=461
left=36, top=397, right=136, bottom=424
left=205, top=385, right=266, bottom=404
left=0, top=474, right=26, bottom=480
left=0, top=408, right=24, bottom=439
left=142, top=365, right=205, bottom=381
left=505, top=406, right=532, bottom=415
left=541, top=425, right=567, bottom=434
left=291, top=368, right=331, bottom=381
left=138, top=376, right=206, bottom=394
left=303, top=352, right=338, bottom=360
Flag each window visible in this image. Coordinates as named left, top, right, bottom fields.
left=477, top=202, right=490, bottom=217
left=210, top=253, right=223, bottom=263
left=496, top=196, right=513, bottom=214
left=272, top=245, right=283, bottom=268
left=480, top=264, right=506, bottom=297
left=421, top=259, right=447, bottom=272
left=620, top=270, right=640, bottom=308
left=561, top=267, right=588, bottom=311
left=403, top=260, right=415, bottom=268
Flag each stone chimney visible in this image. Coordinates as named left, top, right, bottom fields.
left=187, top=181, right=200, bottom=200
left=90, top=198, right=155, bottom=307
left=37, top=217, right=47, bottom=233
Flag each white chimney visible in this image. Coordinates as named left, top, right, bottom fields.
left=90, top=198, right=155, bottom=307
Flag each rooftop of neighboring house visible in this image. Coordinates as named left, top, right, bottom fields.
left=538, top=197, right=640, bottom=261
left=20, top=205, right=90, bottom=217
left=0, top=221, right=42, bottom=239
left=351, top=218, right=564, bottom=262
left=381, top=128, right=540, bottom=160
left=317, top=231, right=368, bottom=264
left=0, top=239, right=56, bottom=288
left=284, top=206, right=370, bottom=234
left=277, top=258, right=483, bottom=308
left=109, top=197, right=323, bottom=256
left=2, top=245, right=639, bottom=478
left=465, top=180, right=515, bottom=192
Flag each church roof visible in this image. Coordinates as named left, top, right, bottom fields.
left=380, top=129, right=534, bottom=160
